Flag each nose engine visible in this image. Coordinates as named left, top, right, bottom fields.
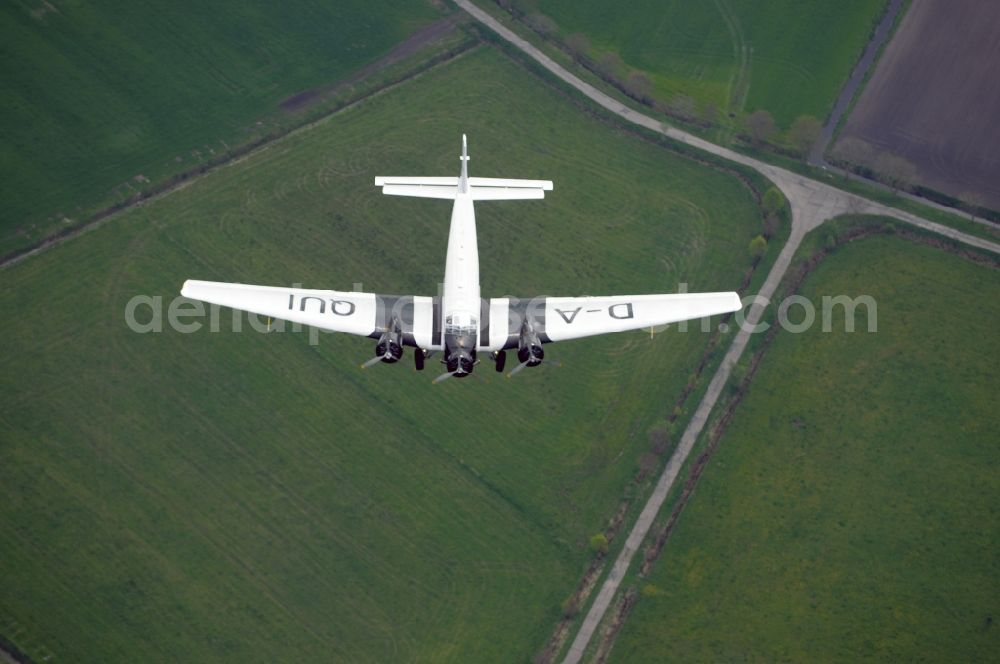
left=441, top=312, right=478, bottom=379
left=445, top=348, right=475, bottom=377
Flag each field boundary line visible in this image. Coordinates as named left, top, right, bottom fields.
left=0, top=34, right=479, bottom=272
left=809, top=0, right=906, bottom=165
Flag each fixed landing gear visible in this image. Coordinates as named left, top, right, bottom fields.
left=492, top=350, right=506, bottom=373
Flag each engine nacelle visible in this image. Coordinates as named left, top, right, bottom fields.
left=374, top=328, right=403, bottom=363
left=445, top=348, right=475, bottom=377
left=517, top=325, right=544, bottom=367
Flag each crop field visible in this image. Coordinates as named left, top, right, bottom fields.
left=0, top=46, right=769, bottom=661
left=836, top=0, right=1000, bottom=210
left=608, top=235, right=999, bottom=662
left=533, top=0, right=887, bottom=129
left=0, top=0, right=443, bottom=254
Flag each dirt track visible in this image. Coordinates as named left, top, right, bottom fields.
left=837, top=0, right=1000, bottom=208
left=809, top=0, right=905, bottom=165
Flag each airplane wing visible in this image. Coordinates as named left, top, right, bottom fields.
left=180, top=280, right=438, bottom=346
left=502, top=292, right=742, bottom=346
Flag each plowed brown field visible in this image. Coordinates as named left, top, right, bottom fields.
left=837, top=0, right=1000, bottom=209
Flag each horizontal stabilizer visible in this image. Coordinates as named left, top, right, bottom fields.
left=468, top=186, right=545, bottom=200
left=380, top=184, right=460, bottom=199
left=469, top=177, right=553, bottom=190
left=374, top=177, right=458, bottom=186
left=375, top=175, right=552, bottom=200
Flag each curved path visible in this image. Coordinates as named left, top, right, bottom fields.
left=453, top=2, right=1000, bottom=662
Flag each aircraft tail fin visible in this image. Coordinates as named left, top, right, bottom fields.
left=459, top=133, right=469, bottom=193
left=374, top=135, right=553, bottom=201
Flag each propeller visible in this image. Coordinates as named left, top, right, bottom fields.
left=506, top=358, right=562, bottom=378
left=361, top=317, right=404, bottom=370
left=506, top=360, right=531, bottom=378
left=433, top=358, right=481, bottom=384
left=432, top=370, right=460, bottom=384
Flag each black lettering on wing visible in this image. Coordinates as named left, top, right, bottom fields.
left=555, top=307, right=582, bottom=324
left=331, top=299, right=356, bottom=316
left=608, top=302, right=634, bottom=320
left=299, top=296, right=326, bottom=314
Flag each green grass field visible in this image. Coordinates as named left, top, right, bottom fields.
left=0, top=46, right=769, bottom=661
left=534, top=0, right=886, bottom=129
left=609, top=235, right=999, bottom=662
left=0, top=0, right=443, bottom=253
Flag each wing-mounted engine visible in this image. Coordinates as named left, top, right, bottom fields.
left=490, top=297, right=551, bottom=377
left=375, top=321, right=404, bottom=363
left=362, top=317, right=404, bottom=368
left=506, top=318, right=545, bottom=377
left=517, top=320, right=544, bottom=366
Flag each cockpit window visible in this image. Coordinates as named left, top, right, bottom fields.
left=445, top=312, right=478, bottom=334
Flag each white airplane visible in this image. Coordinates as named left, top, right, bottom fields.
left=182, top=136, right=741, bottom=382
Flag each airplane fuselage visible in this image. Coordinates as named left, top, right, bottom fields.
left=442, top=196, right=481, bottom=329
left=441, top=194, right=481, bottom=375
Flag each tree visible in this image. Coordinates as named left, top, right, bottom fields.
left=762, top=187, right=784, bottom=217
left=625, top=71, right=653, bottom=103
left=596, top=52, right=625, bottom=81
left=589, top=533, right=609, bottom=554
left=744, top=110, right=776, bottom=144
left=748, top=234, right=768, bottom=260
left=831, top=136, right=874, bottom=170
left=960, top=191, right=986, bottom=220
left=565, top=33, right=590, bottom=62
left=788, top=115, right=822, bottom=155
left=761, top=187, right=784, bottom=237
left=667, top=94, right=697, bottom=121
left=873, top=152, right=918, bottom=193
left=525, top=12, right=557, bottom=37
